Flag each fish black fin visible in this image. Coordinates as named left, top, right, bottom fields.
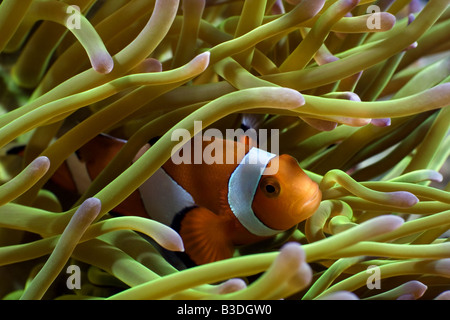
left=148, top=136, right=161, bottom=146
left=240, top=114, right=267, bottom=131
left=177, top=206, right=234, bottom=265
left=238, top=114, right=269, bottom=148
left=6, top=145, right=25, bottom=156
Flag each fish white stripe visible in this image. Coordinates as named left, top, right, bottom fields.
left=66, top=153, right=92, bottom=194
left=138, top=167, right=195, bottom=225
left=228, top=147, right=280, bottom=237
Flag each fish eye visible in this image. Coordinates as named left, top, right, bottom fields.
left=260, top=177, right=280, bottom=198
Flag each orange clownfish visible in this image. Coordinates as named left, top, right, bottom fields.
left=49, top=133, right=322, bottom=266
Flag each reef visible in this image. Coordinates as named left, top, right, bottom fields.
left=0, top=0, right=449, bottom=300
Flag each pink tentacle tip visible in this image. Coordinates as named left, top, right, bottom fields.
left=371, top=118, right=391, bottom=127
left=318, top=291, right=359, bottom=300
left=387, top=191, right=419, bottom=207
left=428, top=171, right=443, bottom=183
left=363, top=215, right=404, bottom=235
left=217, top=279, right=247, bottom=294
left=434, top=291, right=450, bottom=300
left=279, top=242, right=306, bottom=266
left=92, top=53, right=114, bottom=74
left=396, top=281, right=427, bottom=300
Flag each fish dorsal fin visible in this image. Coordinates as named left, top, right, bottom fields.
left=178, top=206, right=234, bottom=265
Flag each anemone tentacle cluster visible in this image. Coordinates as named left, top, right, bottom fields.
left=0, top=0, right=449, bottom=300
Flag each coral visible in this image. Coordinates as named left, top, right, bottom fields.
left=0, top=0, right=449, bottom=300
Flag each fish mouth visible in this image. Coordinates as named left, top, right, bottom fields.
left=297, top=187, right=322, bottom=219
left=306, top=188, right=321, bottom=206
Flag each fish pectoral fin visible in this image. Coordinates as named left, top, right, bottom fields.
left=179, top=206, right=234, bottom=265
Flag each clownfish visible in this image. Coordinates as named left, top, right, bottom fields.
left=37, top=132, right=322, bottom=266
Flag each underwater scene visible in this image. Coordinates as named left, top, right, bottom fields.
left=0, top=0, right=449, bottom=301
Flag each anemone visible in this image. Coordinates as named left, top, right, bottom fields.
left=0, top=0, right=449, bottom=300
